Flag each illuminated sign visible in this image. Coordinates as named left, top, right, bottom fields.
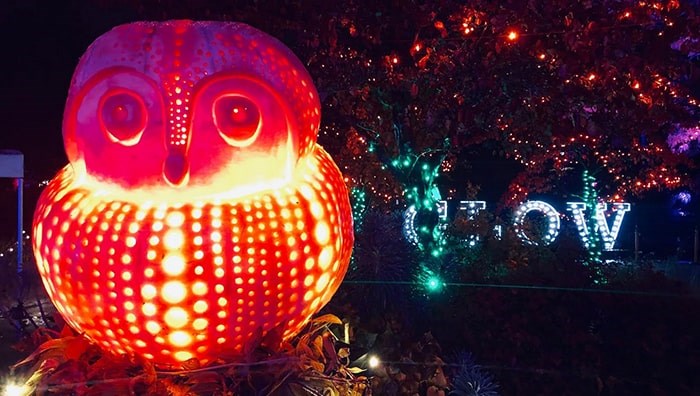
left=513, top=200, right=561, bottom=246
left=567, top=202, right=631, bottom=250
left=460, top=200, right=486, bottom=247
left=404, top=199, right=631, bottom=249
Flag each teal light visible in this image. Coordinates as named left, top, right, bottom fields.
left=350, top=187, right=367, bottom=232
left=425, top=275, right=444, bottom=293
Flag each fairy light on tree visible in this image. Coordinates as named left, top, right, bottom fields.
left=581, top=170, right=603, bottom=271
left=386, top=144, right=450, bottom=292
left=94, top=0, right=699, bottom=207
left=310, top=0, right=697, bottom=293
left=96, top=0, right=700, bottom=293
left=417, top=267, right=446, bottom=294
left=350, top=187, right=368, bottom=232
left=426, top=276, right=444, bottom=292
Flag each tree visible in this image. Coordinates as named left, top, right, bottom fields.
left=300, top=0, right=700, bottom=283
left=89, top=0, right=700, bottom=283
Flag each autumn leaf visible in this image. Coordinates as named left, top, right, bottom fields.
left=322, top=332, right=339, bottom=374
left=347, top=366, right=366, bottom=374
left=12, top=335, right=87, bottom=371
left=311, top=314, right=343, bottom=325
left=312, top=335, right=325, bottom=360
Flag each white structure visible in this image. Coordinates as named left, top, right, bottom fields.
left=0, top=150, right=24, bottom=273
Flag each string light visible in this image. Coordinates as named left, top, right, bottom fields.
left=596, top=203, right=632, bottom=251
left=425, top=276, right=443, bottom=292
left=403, top=205, right=420, bottom=246
left=405, top=198, right=630, bottom=249
left=458, top=200, right=486, bottom=247
left=566, top=202, right=591, bottom=247
left=512, top=201, right=561, bottom=246
left=566, top=202, right=630, bottom=251
left=350, top=187, right=368, bottom=231
left=311, top=0, right=697, bottom=293
left=417, top=267, right=445, bottom=294
left=0, top=230, right=31, bottom=259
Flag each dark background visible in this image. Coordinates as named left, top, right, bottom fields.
left=0, top=1, right=696, bottom=256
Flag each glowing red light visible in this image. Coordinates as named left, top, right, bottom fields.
left=33, top=20, right=353, bottom=368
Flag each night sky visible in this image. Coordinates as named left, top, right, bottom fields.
left=0, top=2, right=207, bottom=238
left=1, top=2, right=135, bottom=175
left=0, top=1, right=319, bottom=177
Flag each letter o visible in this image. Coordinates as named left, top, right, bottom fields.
left=512, top=200, right=561, bottom=246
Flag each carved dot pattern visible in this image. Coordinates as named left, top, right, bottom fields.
left=33, top=147, right=352, bottom=367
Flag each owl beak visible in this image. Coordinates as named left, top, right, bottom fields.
left=163, top=152, right=189, bottom=187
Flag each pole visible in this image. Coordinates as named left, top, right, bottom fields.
left=634, top=225, right=639, bottom=262
left=17, top=177, right=23, bottom=274
left=694, top=227, right=699, bottom=264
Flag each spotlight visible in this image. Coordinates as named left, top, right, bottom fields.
left=3, top=383, right=28, bottom=396
left=368, top=355, right=380, bottom=369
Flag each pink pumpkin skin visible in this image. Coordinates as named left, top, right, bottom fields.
left=63, top=20, right=320, bottom=189
left=33, top=20, right=353, bottom=368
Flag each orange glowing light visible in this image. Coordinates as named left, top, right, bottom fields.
left=506, top=30, right=518, bottom=41
left=32, top=20, right=353, bottom=369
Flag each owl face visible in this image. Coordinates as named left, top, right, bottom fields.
left=63, top=21, right=320, bottom=196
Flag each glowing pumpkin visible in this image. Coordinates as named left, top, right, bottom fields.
left=32, top=20, right=353, bottom=368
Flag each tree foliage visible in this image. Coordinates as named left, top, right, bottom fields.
left=85, top=0, right=700, bottom=205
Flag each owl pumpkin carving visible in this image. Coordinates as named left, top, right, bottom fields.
left=32, top=20, right=353, bottom=367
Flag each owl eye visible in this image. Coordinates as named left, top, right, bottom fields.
left=99, top=90, right=147, bottom=146
left=213, top=95, right=261, bottom=147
